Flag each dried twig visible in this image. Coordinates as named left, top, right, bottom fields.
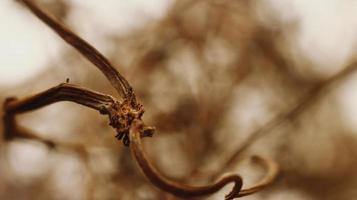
left=2, top=0, right=281, bottom=199
left=4, top=83, right=116, bottom=114
left=2, top=83, right=115, bottom=146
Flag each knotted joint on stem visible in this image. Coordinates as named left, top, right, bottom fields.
left=2, top=83, right=124, bottom=145
left=101, top=100, right=155, bottom=146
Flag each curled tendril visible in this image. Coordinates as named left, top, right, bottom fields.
left=129, top=120, right=279, bottom=199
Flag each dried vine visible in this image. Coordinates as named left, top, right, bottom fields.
left=2, top=0, right=279, bottom=199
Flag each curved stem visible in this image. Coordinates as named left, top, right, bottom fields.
left=129, top=119, right=242, bottom=199
left=236, top=155, right=279, bottom=197
left=19, top=0, right=133, bottom=98
left=129, top=120, right=279, bottom=199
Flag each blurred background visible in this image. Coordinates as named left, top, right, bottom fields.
left=1, top=0, right=357, bottom=199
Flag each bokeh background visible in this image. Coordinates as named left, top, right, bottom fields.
left=1, top=0, right=357, bottom=199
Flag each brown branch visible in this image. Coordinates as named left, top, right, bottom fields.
left=4, top=83, right=116, bottom=114
left=129, top=120, right=279, bottom=199
left=18, top=0, right=133, bottom=99
left=3, top=81, right=153, bottom=146
left=2, top=83, right=116, bottom=145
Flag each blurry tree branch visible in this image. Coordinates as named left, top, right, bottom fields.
left=214, top=62, right=357, bottom=179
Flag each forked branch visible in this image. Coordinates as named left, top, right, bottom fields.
left=3, top=83, right=278, bottom=199
left=3, top=83, right=116, bottom=145
left=3, top=0, right=280, bottom=199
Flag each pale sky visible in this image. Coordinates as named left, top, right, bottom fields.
left=267, top=0, right=357, bottom=76
left=0, top=0, right=172, bottom=87
left=0, top=0, right=357, bottom=85
left=0, top=0, right=61, bottom=86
